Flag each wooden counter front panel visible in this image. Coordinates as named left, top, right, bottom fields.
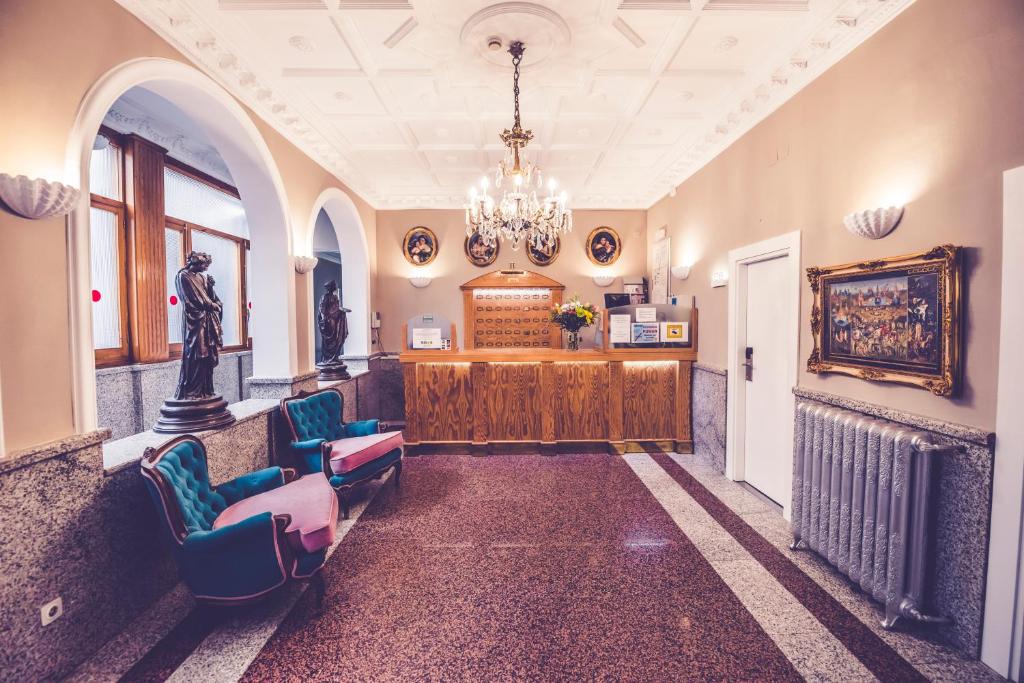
left=622, top=362, right=677, bottom=440
left=485, top=363, right=542, bottom=440
left=402, top=354, right=693, bottom=450
left=551, top=362, right=609, bottom=441
left=416, top=363, right=474, bottom=442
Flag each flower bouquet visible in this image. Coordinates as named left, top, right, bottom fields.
left=549, top=296, right=598, bottom=351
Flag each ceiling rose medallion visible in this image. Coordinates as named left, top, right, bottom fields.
left=465, top=41, right=572, bottom=251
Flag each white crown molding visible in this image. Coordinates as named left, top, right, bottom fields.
left=643, top=0, right=917, bottom=207
left=112, top=0, right=382, bottom=207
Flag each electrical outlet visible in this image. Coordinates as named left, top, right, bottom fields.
left=40, top=597, right=63, bottom=626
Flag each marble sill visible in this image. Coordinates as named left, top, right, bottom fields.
left=101, top=398, right=278, bottom=476
left=0, top=428, right=111, bottom=475
left=245, top=370, right=318, bottom=387
left=96, top=350, right=252, bottom=377
left=793, top=386, right=995, bottom=448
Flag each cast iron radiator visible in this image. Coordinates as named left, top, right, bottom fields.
left=791, top=401, right=952, bottom=629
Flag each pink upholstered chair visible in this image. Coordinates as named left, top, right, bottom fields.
left=281, top=388, right=404, bottom=518
left=141, top=435, right=339, bottom=605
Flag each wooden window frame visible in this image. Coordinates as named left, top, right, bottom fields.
left=89, top=134, right=252, bottom=367
left=164, top=222, right=187, bottom=358
left=166, top=216, right=251, bottom=354
left=90, top=128, right=132, bottom=368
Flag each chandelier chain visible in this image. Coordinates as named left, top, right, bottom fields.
left=511, top=41, right=522, bottom=132
left=464, top=40, right=572, bottom=251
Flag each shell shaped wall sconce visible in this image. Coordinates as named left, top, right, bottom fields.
left=294, top=255, right=319, bottom=274
left=0, top=174, right=80, bottom=219
left=843, top=206, right=905, bottom=240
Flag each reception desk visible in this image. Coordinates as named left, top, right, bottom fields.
left=400, top=348, right=695, bottom=455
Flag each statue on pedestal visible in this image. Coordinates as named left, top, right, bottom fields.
left=154, top=251, right=236, bottom=433
left=316, top=279, right=351, bottom=381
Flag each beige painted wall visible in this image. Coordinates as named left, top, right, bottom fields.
left=0, top=0, right=376, bottom=451
left=375, top=210, right=646, bottom=352
left=646, top=0, right=1024, bottom=431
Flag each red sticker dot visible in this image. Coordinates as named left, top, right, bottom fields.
left=91, top=289, right=101, bottom=303
left=169, top=295, right=178, bottom=306
left=248, top=302, right=252, bottom=309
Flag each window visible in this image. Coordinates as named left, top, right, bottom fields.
left=164, top=161, right=250, bottom=353
left=88, top=127, right=252, bottom=368
left=88, top=130, right=129, bottom=367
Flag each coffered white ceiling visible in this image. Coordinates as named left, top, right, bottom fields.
left=115, top=0, right=914, bottom=209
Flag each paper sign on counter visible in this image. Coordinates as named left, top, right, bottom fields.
left=412, top=327, right=442, bottom=349
left=635, top=307, right=657, bottom=322
left=609, top=314, right=631, bottom=344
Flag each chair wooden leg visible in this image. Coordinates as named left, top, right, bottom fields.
left=394, top=460, right=402, bottom=488
left=340, top=491, right=350, bottom=520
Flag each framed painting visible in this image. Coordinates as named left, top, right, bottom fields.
left=586, top=226, right=621, bottom=266
left=807, top=244, right=962, bottom=396
left=526, top=236, right=560, bottom=267
left=403, top=226, right=438, bottom=266
left=464, top=231, right=498, bottom=267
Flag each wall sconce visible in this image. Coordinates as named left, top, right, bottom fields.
left=0, top=173, right=80, bottom=219
left=592, top=274, right=615, bottom=287
left=843, top=206, right=904, bottom=240
left=294, top=255, right=318, bottom=274
left=671, top=265, right=691, bottom=280
left=711, top=270, right=729, bottom=288
left=409, top=276, right=432, bottom=288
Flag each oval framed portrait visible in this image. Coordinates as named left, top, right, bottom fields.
left=464, top=232, right=499, bottom=267
left=526, top=236, right=561, bottom=267
left=403, top=226, right=438, bottom=266
left=586, top=226, right=621, bottom=266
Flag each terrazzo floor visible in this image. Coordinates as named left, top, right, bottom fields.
left=76, top=453, right=1001, bottom=683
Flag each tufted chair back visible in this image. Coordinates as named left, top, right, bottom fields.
left=142, top=437, right=227, bottom=543
left=283, top=389, right=346, bottom=443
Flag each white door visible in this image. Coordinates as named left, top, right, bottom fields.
left=742, top=254, right=792, bottom=505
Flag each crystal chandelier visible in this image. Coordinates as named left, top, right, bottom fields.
left=465, top=41, right=572, bottom=251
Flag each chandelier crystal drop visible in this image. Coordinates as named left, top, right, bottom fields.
left=465, top=41, right=572, bottom=251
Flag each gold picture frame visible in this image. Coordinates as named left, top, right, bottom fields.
left=464, top=231, right=498, bottom=267
left=526, top=235, right=560, bottom=266
left=807, top=244, right=962, bottom=396
left=403, top=226, right=438, bottom=266
left=586, top=226, right=621, bottom=266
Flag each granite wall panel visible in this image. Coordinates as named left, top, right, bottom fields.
left=692, top=364, right=727, bottom=472
left=96, top=352, right=252, bottom=439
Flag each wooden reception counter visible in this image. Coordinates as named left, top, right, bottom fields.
left=400, top=348, right=696, bottom=455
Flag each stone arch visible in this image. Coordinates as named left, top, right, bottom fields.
left=305, top=187, right=372, bottom=360
left=65, top=57, right=297, bottom=432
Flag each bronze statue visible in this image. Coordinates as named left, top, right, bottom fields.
left=154, top=251, right=235, bottom=433
left=316, top=279, right=351, bottom=380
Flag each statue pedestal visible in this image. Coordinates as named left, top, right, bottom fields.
left=317, top=361, right=351, bottom=381
left=153, top=395, right=237, bottom=434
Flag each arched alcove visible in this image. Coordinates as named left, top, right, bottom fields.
left=305, top=188, right=371, bottom=361
left=65, top=57, right=297, bottom=432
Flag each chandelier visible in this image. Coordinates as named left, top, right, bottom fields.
left=465, top=41, right=572, bottom=251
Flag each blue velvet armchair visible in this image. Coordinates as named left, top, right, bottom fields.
left=280, top=388, right=403, bottom=518
left=141, top=436, right=331, bottom=605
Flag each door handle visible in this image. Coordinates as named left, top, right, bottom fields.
left=744, top=346, right=753, bottom=382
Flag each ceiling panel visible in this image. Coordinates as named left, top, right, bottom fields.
left=115, top=0, right=914, bottom=208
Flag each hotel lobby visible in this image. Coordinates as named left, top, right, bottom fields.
left=0, top=0, right=1022, bottom=680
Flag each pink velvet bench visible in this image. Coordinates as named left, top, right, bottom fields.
left=214, top=474, right=338, bottom=555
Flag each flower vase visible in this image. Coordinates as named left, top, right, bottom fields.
left=565, top=330, right=580, bottom=351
